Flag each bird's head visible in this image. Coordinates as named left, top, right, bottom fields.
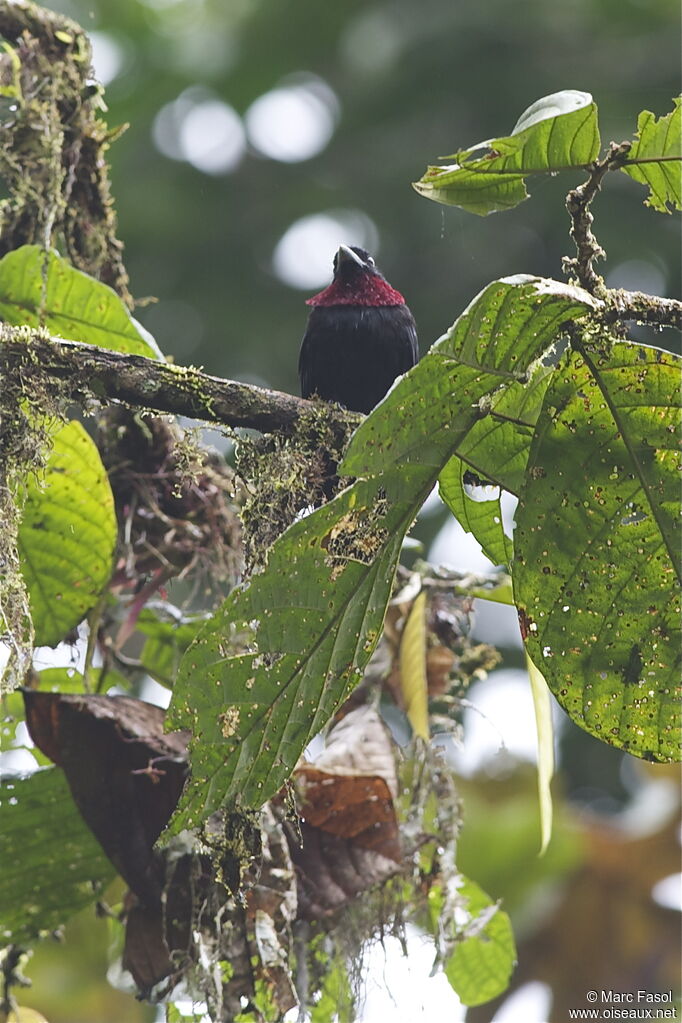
left=306, top=244, right=406, bottom=308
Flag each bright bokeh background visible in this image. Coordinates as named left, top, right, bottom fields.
left=3, top=0, right=680, bottom=1020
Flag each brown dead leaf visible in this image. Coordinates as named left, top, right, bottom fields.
left=23, top=690, right=189, bottom=904
left=287, top=706, right=402, bottom=918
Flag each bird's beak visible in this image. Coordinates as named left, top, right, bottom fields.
left=336, top=244, right=364, bottom=267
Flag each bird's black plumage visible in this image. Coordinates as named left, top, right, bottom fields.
left=299, top=245, right=418, bottom=415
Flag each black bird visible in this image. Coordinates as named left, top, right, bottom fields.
left=299, top=245, right=418, bottom=414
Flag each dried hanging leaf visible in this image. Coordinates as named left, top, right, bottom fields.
left=288, top=706, right=402, bottom=918
left=23, top=690, right=189, bottom=903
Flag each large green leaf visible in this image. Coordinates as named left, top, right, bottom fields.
left=137, top=608, right=208, bottom=689
left=514, top=343, right=681, bottom=761
left=0, top=767, right=114, bottom=944
left=413, top=90, right=600, bottom=215
left=167, top=277, right=598, bottom=829
left=442, top=876, right=516, bottom=1006
left=437, top=361, right=553, bottom=570
left=168, top=469, right=427, bottom=825
left=0, top=245, right=159, bottom=356
left=17, top=420, right=116, bottom=647
left=620, top=98, right=682, bottom=213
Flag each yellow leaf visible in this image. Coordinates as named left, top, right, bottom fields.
left=4, top=1008, right=50, bottom=1022
left=400, top=590, right=429, bottom=740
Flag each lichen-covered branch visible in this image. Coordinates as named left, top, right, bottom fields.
left=0, top=328, right=362, bottom=435
left=603, top=289, right=682, bottom=331
left=563, top=141, right=633, bottom=295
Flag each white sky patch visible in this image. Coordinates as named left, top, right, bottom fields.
left=245, top=74, right=339, bottom=163
left=153, top=88, right=245, bottom=174
left=651, top=873, right=682, bottom=912
left=358, top=926, right=465, bottom=1022
left=272, top=210, right=379, bottom=290
left=493, top=980, right=553, bottom=1023
left=446, top=669, right=539, bottom=775
left=428, top=514, right=496, bottom=575
left=89, top=31, right=127, bottom=87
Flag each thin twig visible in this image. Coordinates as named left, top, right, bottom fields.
left=563, top=140, right=633, bottom=294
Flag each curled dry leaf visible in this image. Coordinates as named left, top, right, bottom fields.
left=23, top=689, right=298, bottom=1013
left=23, top=689, right=189, bottom=904
left=289, top=706, right=403, bottom=918
left=383, top=580, right=473, bottom=711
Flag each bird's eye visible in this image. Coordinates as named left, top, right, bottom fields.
left=366, top=256, right=375, bottom=266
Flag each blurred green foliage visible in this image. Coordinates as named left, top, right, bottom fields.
left=49, top=0, right=680, bottom=389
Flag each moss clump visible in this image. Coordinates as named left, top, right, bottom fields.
left=0, top=344, right=56, bottom=689
left=236, top=401, right=356, bottom=571
left=0, top=2, right=130, bottom=302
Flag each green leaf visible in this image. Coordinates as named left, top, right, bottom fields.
left=309, top=954, right=355, bottom=1023
left=0, top=245, right=160, bottom=356
left=17, top=420, right=117, bottom=647
left=468, top=575, right=515, bottom=605
left=514, top=343, right=681, bottom=762
left=0, top=767, right=115, bottom=944
left=454, top=360, right=554, bottom=495
left=526, top=652, right=554, bottom=855
left=439, top=456, right=512, bottom=566
left=137, top=608, right=207, bottom=688
left=620, top=98, right=682, bottom=213
left=413, top=90, right=600, bottom=215
left=167, top=277, right=598, bottom=830
left=443, top=876, right=516, bottom=1006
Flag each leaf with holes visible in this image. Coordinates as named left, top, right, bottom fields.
left=0, top=245, right=160, bottom=356
left=439, top=362, right=553, bottom=568
left=413, top=90, right=600, bottom=215
left=17, top=420, right=116, bottom=647
left=0, top=768, right=114, bottom=944
left=620, top=98, right=682, bottom=213
left=514, top=343, right=681, bottom=762
left=167, top=470, right=427, bottom=826
left=167, top=277, right=599, bottom=830
left=439, top=456, right=513, bottom=567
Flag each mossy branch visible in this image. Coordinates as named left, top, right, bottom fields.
left=0, top=328, right=363, bottom=434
